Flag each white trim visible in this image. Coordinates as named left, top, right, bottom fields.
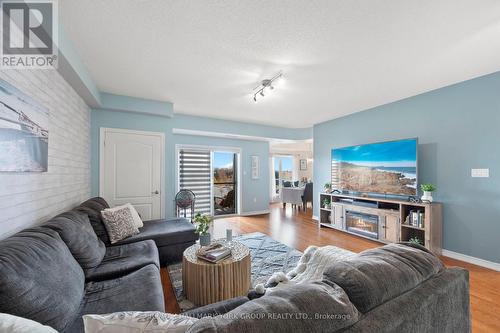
left=312, top=215, right=319, bottom=221
left=211, top=210, right=270, bottom=219
left=441, top=249, right=500, bottom=271
left=175, top=143, right=242, bottom=153
left=239, top=209, right=271, bottom=216
left=210, top=150, right=214, bottom=216
left=99, top=127, right=166, bottom=218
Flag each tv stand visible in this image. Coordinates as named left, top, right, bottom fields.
left=319, top=192, right=442, bottom=254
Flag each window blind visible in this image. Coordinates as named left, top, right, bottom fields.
left=178, top=149, right=211, bottom=216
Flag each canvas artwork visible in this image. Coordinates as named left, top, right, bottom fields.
left=300, top=159, right=307, bottom=170
left=331, top=139, right=417, bottom=196
left=0, top=79, right=49, bottom=172
left=251, top=155, right=259, bottom=179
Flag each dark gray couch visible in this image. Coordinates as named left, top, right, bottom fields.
left=185, top=243, right=471, bottom=333
left=0, top=197, right=198, bottom=332
left=75, top=197, right=198, bottom=265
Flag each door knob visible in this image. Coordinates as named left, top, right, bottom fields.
left=152, top=190, right=159, bottom=195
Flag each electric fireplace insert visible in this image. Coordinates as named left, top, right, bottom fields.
left=346, top=211, right=379, bottom=239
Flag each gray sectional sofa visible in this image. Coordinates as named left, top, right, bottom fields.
left=184, top=243, right=471, bottom=333
left=0, top=196, right=470, bottom=333
left=0, top=197, right=197, bottom=333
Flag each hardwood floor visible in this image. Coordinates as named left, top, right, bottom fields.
left=162, top=203, right=500, bottom=332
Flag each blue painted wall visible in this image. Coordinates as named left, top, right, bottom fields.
left=91, top=110, right=270, bottom=216
left=313, top=71, right=500, bottom=263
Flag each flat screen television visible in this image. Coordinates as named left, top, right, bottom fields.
left=331, top=138, right=418, bottom=196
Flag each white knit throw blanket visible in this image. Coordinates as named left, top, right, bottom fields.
left=257, top=245, right=355, bottom=294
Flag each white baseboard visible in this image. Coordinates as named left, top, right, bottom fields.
left=312, top=215, right=319, bottom=221
left=240, top=209, right=271, bottom=216
left=441, top=249, right=500, bottom=271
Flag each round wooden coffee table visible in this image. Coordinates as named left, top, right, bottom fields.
left=182, top=240, right=251, bottom=306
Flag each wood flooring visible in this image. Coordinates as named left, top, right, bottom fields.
left=161, top=203, right=500, bottom=332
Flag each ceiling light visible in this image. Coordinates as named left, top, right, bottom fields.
left=252, top=72, right=283, bottom=103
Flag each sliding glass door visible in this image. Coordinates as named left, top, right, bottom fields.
left=213, top=151, right=237, bottom=216
left=178, top=146, right=239, bottom=217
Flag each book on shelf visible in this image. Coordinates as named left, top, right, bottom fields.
left=196, top=244, right=232, bottom=263
left=405, top=210, right=425, bottom=228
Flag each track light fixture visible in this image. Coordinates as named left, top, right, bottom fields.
left=253, top=72, right=283, bottom=103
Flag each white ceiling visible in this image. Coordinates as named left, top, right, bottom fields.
left=60, top=0, right=500, bottom=128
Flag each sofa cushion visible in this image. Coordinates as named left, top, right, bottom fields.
left=323, top=243, right=445, bottom=313
left=74, top=197, right=111, bottom=245
left=186, top=281, right=359, bottom=333
left=85, top=240, right=160, bottom=282
left=43, top=210, right=106, bottom=269
left=0, top=228, right=85, bottom=332
left=65, top=264, right=165, bottom=333
left=114, top=218, right=197, bottom=247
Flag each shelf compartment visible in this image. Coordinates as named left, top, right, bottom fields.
left=400, top=227, right=425, bottom=246
left=319, top=208, right=332, bottom=226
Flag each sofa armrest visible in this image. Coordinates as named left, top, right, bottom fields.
left=182, top=296, right=249, bottom=318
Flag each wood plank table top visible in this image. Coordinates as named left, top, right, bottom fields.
left=182, top=241, right=251, bottom=306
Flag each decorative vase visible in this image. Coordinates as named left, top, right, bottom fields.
left=421, top=191, right=434, bottom=202
left=199, top=233, right=211, bottom=246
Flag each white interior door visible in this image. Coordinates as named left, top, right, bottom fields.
left=100, top=128, right=164, bottom=220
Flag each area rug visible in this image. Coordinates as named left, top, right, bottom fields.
left=167, top=232, right=303, bottom=311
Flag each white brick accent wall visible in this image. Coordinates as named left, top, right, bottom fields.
left=0, top=69, right=90, bottom=239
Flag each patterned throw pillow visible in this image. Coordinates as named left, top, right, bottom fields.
left=101, top=206, right=139, bottom=244
left=83, top=311, right=198, bottom=333
left=126, top=203, right=144, bottom=228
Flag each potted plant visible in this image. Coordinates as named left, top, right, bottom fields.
left=324, top=182, right=332, bottom=193
left=420, top=183, right=436, bottom=202
left=322, top=198, right=331, bottom=209
left=193, top=213, right=213, bottom=246
left=408, top=236, right=423, bottom=246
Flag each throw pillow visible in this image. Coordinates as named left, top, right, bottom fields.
left=83, top=311, right=198, bottom=333
left=104, top=204, right=144, bottom=228
left=0, top=313, right=58, bottom=333
left=126, top=203, right=144, bottom=228
left=101, top=206, right=139, bottom=244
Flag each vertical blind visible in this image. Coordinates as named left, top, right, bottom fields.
left=178, top=149, right=211, bottom=216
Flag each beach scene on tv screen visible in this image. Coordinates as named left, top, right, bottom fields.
left=331, top=139, right=417, bottom=196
